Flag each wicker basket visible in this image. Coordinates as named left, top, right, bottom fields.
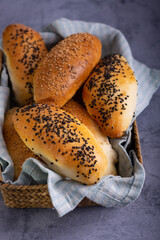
left=0, top=121, right=142, bottom=208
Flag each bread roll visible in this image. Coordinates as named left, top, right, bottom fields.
left=83, top=54, right=137, bottom=138
left=13, top=103, right=107, bottom=185
left=62, top=99, right=117, bottom=175
left=34, top=33, right=101, bottom=107
left=3, top=108, right=42, bottom=180
left=3, top=24, right=48, bottom=106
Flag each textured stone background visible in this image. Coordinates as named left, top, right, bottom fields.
left=0, top=0, right=160, bottom=239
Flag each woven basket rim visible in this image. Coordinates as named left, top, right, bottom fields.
left=0, top=182, right=47, bottom=190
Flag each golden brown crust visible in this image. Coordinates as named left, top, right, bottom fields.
left=3, top=24, right=48, bottom=106
left=62, top=100, right=117, bottom=175
left=83, top=54, right=137, bottom=138
left=3, top=108, right=42, bottom=180
left=13, top=103, right=107, bottom=185
left=34, top=33, right=101, bottom=107
left=62, top=100, right=100, bottom=136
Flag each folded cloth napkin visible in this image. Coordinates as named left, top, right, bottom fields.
left=0, top=18, right=160, bottom=217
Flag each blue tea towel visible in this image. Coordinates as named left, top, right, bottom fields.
left=0, top=18, right=160, bottom=217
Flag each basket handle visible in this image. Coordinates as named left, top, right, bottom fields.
left=133, top=121, right=143, bottom=165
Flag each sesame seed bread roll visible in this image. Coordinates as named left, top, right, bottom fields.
left=3, top=24, right=48, bottom=106
left=34, top=33, right=102, bottom=107
left=83, top=54, right=137, bottom=138
left=3, top=108, right=42, bottom=180
left=13, top=103, right=107, bottom=185
left=62, top=99, right=117, bottom=175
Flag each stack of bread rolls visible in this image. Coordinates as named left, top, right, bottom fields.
left=2, top=23, right=137, bottom=184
